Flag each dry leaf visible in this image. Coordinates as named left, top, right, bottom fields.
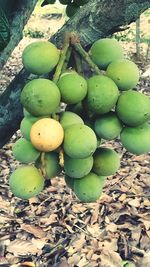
left=128, top=198, right=140, bottom=207
left=101, top=249, right=123, bottom=267
left=7, top=239, right=39, bottom=256
left=21, top=224, right=46, bottom=239
left=40, top=214, right=58, bottom=225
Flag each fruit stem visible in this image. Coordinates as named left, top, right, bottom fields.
left=73, top=50, right=83, bottom=75
left=59, top=148, right=64, bottom=167
left=70, top=33, right=101, bottom=75
left=53, top=33, right=71, bottom=84
left=40, top=152, right=47, bottom=178
left=61, top=46, right=72, bottom=73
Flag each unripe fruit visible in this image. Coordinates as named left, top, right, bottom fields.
left=64, top=175, right=75, bottom=190
left=59, top=0, right=71, bottom=4
left=93, top=148, right=120, bottom=176
left=12, top=138, right=40, bottom=164
left=21, top=78, right=60, bottom=116
left=36, top=152, right=62, bottom=179
left=64, top=154, right=93, bottom=178
left=94, top=112, right=123, bottom=140
left=90, top=38, right=124, bottom=70
left=63, top=124, right=97, bottom=158
left=116, top=90, right=150, bottom=126
left=20, top=116, right=42, bottom=141
left=66, top=3, right=80, bottom=17
left=74, top=172, right=106, bottom=202
left=22, top=41, right=60, bottom=75
left=74, top=0, right=89, bottom=6
left=57, top=72, right=87, bottom=104
left=120, top=123, right=150, bottom=155
left=9, top=166, right=44, bottom=199
left=87, top=75, right=119, bottom=114
left=59, top=111, right=84, bottom=130
left=30, top=118, right=64, bottom=152
left=106, top=59, right=139, bottom=91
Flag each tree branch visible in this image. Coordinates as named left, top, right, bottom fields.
left=0, top=0, right=150, bottom=147
left=0, top=0, right=38, bottom=70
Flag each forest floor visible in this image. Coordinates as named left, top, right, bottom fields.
left=0, top=5, right=150, bottom=267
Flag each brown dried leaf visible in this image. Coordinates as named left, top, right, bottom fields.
left=21, top=224, right=46, bottom=239
left=101, top=250, right=123, bottom=267
left=40, top=214, right=58, bottom=225
left=71, top=233, right=86, bottom=253
left=7, top=239, right=39, bottom=256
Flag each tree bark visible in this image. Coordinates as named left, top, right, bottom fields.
left=0, top=0, right=38, bottom=70
left=0, top=0, right=150, bottom=148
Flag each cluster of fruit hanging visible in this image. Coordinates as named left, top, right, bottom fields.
left=9, top=33, right=150, bottom=202
left=41, top=0, right=89, bottom=18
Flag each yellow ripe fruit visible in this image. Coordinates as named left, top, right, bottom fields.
left=30, top=118, right=64, bottom=152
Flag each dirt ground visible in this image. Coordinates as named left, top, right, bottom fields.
left=0, top=6, right=150, bottom=267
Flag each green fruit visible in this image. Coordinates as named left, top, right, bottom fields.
left=36, top=152, right=62, bottom=179
left=122, top=261, right=136, bottom=267
left=66, top=3, right=80, bottom=17
left=21, top=78, right=60, bottom=116
left=64, top=175, right=74, bottom=190
left=93, top=148, right=120, bottom=176
left=120, top=123, right=150, bottom=155
left=20, top=116, right=42, bottom=140
left=64, top=154, right=93, bottom=178
left=23, top=108, right=32, bottom=118
left=74, top=0, right=89, bottom=6
left=94, top=112, right=123, bottom=140
left=22, top=41, right=60, bottom=75
left=106, top=59, right=139, bottom=91
left=66, top=102, right=85, bottom=118
left=90, top=38, right=124, bottom=70
left=63, top=124, right=97, bottom=158
left=9, top=166, right=44, bottom=199
left=41, top=0, right=56, bottom=6
left=60, top=111, right=84, bottom=130
left=116, top=90, right=150, bottom=126
left=57, top=73, right=87, bottom=104
left=87, top=75, right=119, bottom=114
left=59, top=0, right=71, bottom=4
left=74, top=172, right=106, bottom=202
left=12, top=138, right=40, bottom=164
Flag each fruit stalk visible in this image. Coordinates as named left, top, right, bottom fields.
left=53, top=33, right=71, bottom=84
left=61, top=46, right=72, bottom=73
left=70, top=33, right=101, bottom=75
left=73, top=50, right=83, bottom=75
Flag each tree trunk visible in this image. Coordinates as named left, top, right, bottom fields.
left=0, top=0, right=150, bottom=148
left=0, top=0, right=38, bottom=70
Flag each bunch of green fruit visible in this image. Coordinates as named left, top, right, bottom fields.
left=41, top=0, right=90, bottom=18
left=9, top=37, right=150, bottom=203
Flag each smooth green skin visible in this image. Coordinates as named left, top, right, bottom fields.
left=116, top=90, right=150, bottom=126
left=67, top=102, right=85, bottom=118
left=106, top=59, right=139, bottom=91
left=23, top=108, right=32, bottom=118
left=87, top=75, right=119, bottom=114
left=9, top=166, right=44, bottom=199
left=122, top=261, right=136, bottom=267
left=36, top=152, right=62, bottom=179
left=74, top=172, right=106, bottom=202
left=64, top=175, right=74, bottom=190
left=20, top=116, right=42, bottom=140
left=59, top=0, right=71, bottom=5
left=90, top=38, right=124, bottom=70
left=22, top=41, right=60, bottom=75
left=120, top=123, right=150, bottom=155
left=63, top=124, right=97, bottom=159
left=41, top=0, right=56, bottom=6
left=21, top=78, right=60, bottom=116
left=74, top=0, right=89, bottom=6
left=60, top=111, right=84, bottom=130
left=57, top=73, right=87, bottom=104
left=64, top=154, right=93, bottom=178
left=66, top=3, right=80, bottom=17
left=93, top=148, right=120, bottom=176
left=12, top=138, right=40, bottom=164
left=94, top=112, right=123, bottom=140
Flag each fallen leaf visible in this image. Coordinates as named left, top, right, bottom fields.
left=40, top=214, right=58, bottom=225
left=21, top=224, right=46, bottom=239
left=7, top=239, right=39, bottom=256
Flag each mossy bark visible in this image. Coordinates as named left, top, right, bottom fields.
left=0, top=0, right=150, bottom=147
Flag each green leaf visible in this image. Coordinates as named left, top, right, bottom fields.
left=0, top=6, right=10, bottom=51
